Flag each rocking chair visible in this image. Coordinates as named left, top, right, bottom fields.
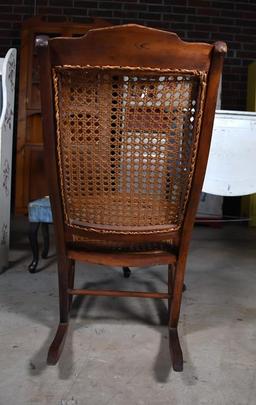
left=37, top=24, right=226, bottom=371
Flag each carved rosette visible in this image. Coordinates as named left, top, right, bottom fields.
left=7, top=52, right=16, bottom=94
left=1, top=223, right=8, bottom=246
left=2, top=159, right=10, bottom=197
left=3, top=102, right=14, bottom=132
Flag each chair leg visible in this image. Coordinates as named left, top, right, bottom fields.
left=41, top=223, right=50, bottom=259
left=169, top=328, right=183, bottom=372
left=168, top=263, right=184, bottom=372
left=28, top=222, right=40, bottom=273
left=68, top=259, right=75, bottom=310
left=47, top=257, right=72, bottom=365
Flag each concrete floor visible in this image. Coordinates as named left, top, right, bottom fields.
left=0, top=219, right=256, bottom=405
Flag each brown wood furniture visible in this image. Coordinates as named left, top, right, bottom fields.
left=37, top=24, right=226, bottom=371
left=15, top=17, right=109, bottom=214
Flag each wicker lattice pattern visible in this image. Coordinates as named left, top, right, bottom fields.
left=53, top=66, right=206, bottom=233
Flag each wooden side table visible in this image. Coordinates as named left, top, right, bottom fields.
left=28, top=196, right=52, bottom=273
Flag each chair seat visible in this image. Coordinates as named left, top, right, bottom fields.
left=70, top=237, right=176, bottom=251
left=67, top=237, right=177, bottom=267
left=67, top=248, right=177, bottom=267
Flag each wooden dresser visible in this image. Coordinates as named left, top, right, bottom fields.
left=15, top=17, right=109, bottom=214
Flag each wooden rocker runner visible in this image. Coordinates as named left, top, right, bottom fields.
left=37, top=24, right=226, bottom=371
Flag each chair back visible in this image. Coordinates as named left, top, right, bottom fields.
left=38, top=25, right=226, bottom=245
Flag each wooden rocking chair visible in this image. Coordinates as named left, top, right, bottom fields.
left=37, top=24, right=226, bottom=371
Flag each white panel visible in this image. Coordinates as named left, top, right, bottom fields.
left=203, top=110, right=256, bottom=197
left=0, top=49, right=16, bottom=271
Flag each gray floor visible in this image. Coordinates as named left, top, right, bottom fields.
left=0, top=219, right=256, bottom=405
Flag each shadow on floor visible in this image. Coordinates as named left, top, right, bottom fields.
left=4, top=220, right=256, bottom=384
left=23, top=262, right=200, bottom=383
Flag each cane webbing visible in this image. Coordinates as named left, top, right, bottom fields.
left=53, top=66, right=206, bottom=234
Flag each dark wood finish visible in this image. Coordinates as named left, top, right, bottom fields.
left=15, top=17, right=110, bottom=214
left=169, top=328, right=183, bottom=372
left=169, top=41, right=227, bottom=332
left=49, top=25, right=214, bottom=70
left=47, top=323, right=68, bottom=365
left=68, top=260, right=75, bottom=311
left=38, top=24, right=226, bottom=371
left=67, top=250, right=177, bottom=267
left=68, top=289, right=169, bottom=299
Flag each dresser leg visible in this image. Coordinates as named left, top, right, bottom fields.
left=28, top=222, right=40, bottom=273
left=41, top=223, right=50, bottom=258
left=123, top=266, right=131, bottom=278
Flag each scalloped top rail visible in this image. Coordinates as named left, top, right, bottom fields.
left=45, top=24, right=226, bottom=72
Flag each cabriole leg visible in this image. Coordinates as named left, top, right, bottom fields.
left=123, top=266, right=131, bottom=278
left=28, top=222, right=40, bottom=273
left=41, top=223, right=50, bottom=259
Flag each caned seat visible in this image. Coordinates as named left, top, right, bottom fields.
left=37, top=24, right=226, bottom=371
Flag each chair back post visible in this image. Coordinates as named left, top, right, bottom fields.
left=179, top=42, right=227, bottom=257
left=37, top=37, right=67, bottom=258
left=170, top=42, right=227, bottom=328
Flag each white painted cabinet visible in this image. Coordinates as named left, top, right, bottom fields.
left=0, top=49, right=16, bottom=271
left=203, top=110, right=256, bottom=197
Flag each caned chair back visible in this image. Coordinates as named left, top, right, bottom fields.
left=53, top=66, right=205, bottom=234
